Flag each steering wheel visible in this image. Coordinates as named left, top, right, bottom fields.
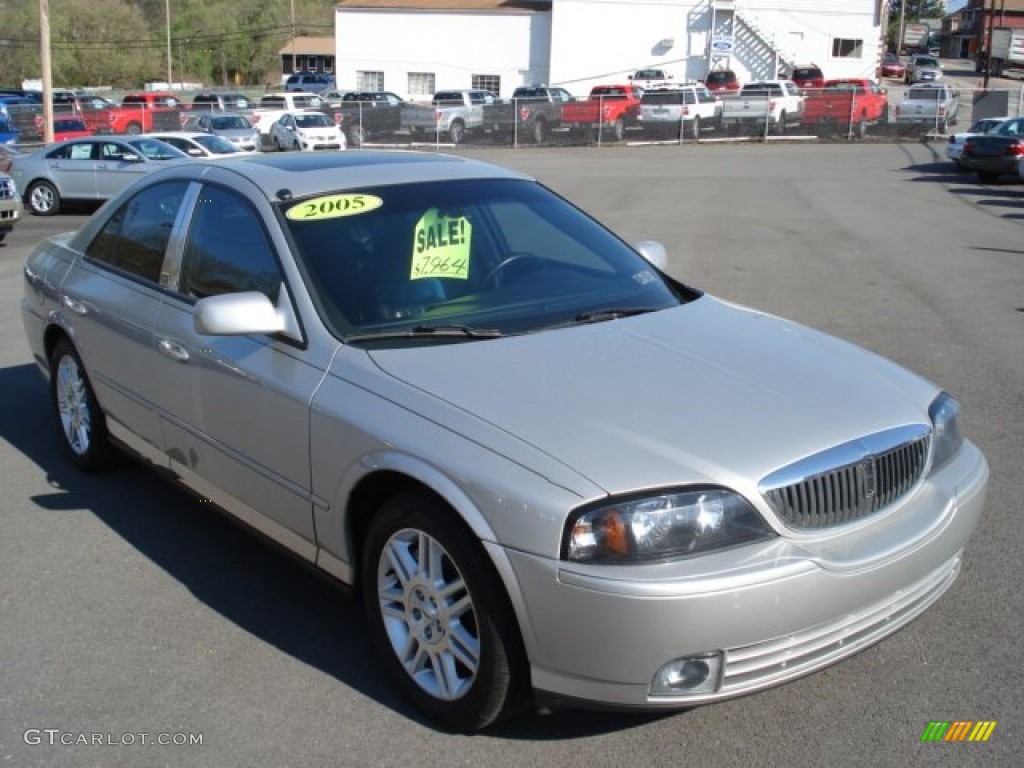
left=480, top=252, right=546, bottom=289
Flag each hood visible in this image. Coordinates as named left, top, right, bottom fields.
left=366, top=297, right=937, bottom=495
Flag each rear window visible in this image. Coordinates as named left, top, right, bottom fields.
left=907, top=88, right=946, bottom=101
left=705, top=72, right=736, bottom=84
left=793, top=68, right=823, bottom=79
left=641, top=90, right=695, bottom=105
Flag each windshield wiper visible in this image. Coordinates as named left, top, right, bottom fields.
left=572, top=307, right=658, bottom=325
left=345, top=324, right=505, bottom=342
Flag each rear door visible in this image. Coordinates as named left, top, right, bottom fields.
left=46, top=140, right=99, bottom=200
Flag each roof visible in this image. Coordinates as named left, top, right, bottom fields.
left=279, top=36, right=336, bottom=56
left=336, top=1, right=551, bottom=11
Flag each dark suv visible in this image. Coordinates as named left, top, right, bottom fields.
left=285, top=73, right=334, bottom=92
left=704, top=70, right=739, bottom=93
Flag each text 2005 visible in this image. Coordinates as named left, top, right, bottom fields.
left=296, top=195, right=370, bottom=218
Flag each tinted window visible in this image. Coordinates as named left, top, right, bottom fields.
left=85, top=181, right=188, bottom=282
left=283, top=178, right=687, bottom=337
left=180, top=186, right=282, bottom=300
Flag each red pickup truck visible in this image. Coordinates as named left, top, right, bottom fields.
left=562, top=84, right=643, bottom=141
left=110, top=92, right=186, bottom=134
left=801, top=78, right=889, bottom=139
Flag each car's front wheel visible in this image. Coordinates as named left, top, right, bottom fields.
left=361, top=491, right=529, bottom=731
left=27, top=180, right=60, bottom=216
left=49, top=339, right=117, bottom=470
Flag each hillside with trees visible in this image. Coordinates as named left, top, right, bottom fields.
left=0, top=0, right=334, bottom=88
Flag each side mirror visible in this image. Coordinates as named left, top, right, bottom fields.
left=194, top=291, right=288, bottom=336
left=633, top=240, right=668, bottom=271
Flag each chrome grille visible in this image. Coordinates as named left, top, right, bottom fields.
left=760, top=425, right=931, bottom=530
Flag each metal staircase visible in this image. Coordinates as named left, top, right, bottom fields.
left=709, top=0, right=800, bottom=78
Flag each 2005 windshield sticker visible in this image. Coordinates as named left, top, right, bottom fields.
left=285, top=194, right=383, bottom=221
left=411, top=208, right=472, bottom=280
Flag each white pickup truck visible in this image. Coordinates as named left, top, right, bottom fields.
left=719, top=80, right=804, bottom=135
left=891, top=83, right=960, bottom=134
left=401, top=89, right=496, bottom=144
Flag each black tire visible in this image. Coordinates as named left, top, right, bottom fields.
left=27, top=180, right=60, bottom=216
left=531, top=118, right=546, bottom=144
left=125, top=122, right=142, bottom=135
left=611, top=118, right=625, bottom=141
left=347, top=124, right=365, bottom=148
left=273, top=136, right=284, bottom=152
left=361, top=491, right=529, bottom=731
left=690, top=115, right=701, bottom=141
left=855, top=115, right=867, bottom=140
left=775, top=111, right=787, bottom=135
left=449, top=120, right=465, bottom=145
left=49, top=338, right=118, bottom=471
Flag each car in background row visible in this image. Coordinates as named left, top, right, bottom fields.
left=946, top=115, right=1012, bottom=167
left=270, top=111, right=347, bottom=151
left=19, top=150, right=988, bottom=732
left=190, top=92, right=254, bottom=111
left=790, top=65, right=826, bottom=90
left=285, top=73, right=335, bottom=92
left=905, top=55, right=943, bottom=84
left=0, top=171, right=22, bottom=242
left=637, top=83, right=721, bottom=139
left=52, top=118, right=93, bottom=141
left=959, top=115, right=1024, bottom=182
left=182, top=111, right=261, bottom=152
left=9, top=135, right=188, bottom=215
left=147, top=132, right=252, bottom=159
left=704, top=69, right=740, bottom=93
left=880, top=52, right=907, bottom=79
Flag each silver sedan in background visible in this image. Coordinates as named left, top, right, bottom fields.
left=182, top=110, right=262, bottom=152
left=20, top=151, right=988, bottom=731
left=10, top=135, right=188, bottom=215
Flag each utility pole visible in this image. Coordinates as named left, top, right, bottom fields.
left=166, top=0, right=173, bottom=89
left=39, top=0, right=53, bottom=143
left=984, top=0, right=996, bottom=88
left=897, top=0, right=906, bottom=55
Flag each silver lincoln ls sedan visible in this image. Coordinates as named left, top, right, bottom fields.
left=20, top=151, right=988, bottom=731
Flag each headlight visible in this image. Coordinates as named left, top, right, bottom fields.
left=564, top=488, right=776, bottom=564
left=929, top=392, right=963, bottom=472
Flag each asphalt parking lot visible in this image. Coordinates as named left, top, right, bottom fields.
left=1, top=141, right=1021, bottom=767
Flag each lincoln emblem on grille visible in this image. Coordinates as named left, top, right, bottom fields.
left=858, top=457, right=877, bottom=500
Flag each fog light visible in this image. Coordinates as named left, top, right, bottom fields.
left=651, top=653, right=723, bottom=696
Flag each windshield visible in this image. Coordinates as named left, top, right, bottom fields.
left=295, top=113, right=332, bottom=128
left=211, top=115, right=252, bottom=130
left=282, top=178, right=691, bottom=341
left=127, top=138, right=187, bottom=160
left=194, top=134, right=241, bottom=153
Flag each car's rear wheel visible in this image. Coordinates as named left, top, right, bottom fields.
left=27, top=180, right=60, bottom=216
left=611, top=118, right=625, bottom=141
left=361, top=491, right=529, bottom=731
left=125, top=122, right=142, bottom=135
left=49, top=339, right=117, bottom=471
left=855, top=115, right=867, bottom=140
left=531, top=118, right=546, bottom=144
left=348, top=124, right=366, bottom=148
left=449, top=120, right=466, bottom=145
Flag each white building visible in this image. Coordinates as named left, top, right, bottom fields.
left=334, top=0, right=887, bottom=100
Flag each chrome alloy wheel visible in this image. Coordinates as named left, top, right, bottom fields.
left=55, top=353, right=92, bottom=456
left=376, top=528, right=480, bottom=700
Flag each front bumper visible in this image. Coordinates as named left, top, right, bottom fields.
left=501, top=441, right=987, bottom=709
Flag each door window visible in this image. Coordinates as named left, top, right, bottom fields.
left=179, top=186, right=283, bottom=301
left=85, top=180, right=189, bottom=282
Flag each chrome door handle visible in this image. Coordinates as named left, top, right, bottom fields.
left=157, top=339, right=190, bottom=363
left=60, top=294, right=87, bottom=315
